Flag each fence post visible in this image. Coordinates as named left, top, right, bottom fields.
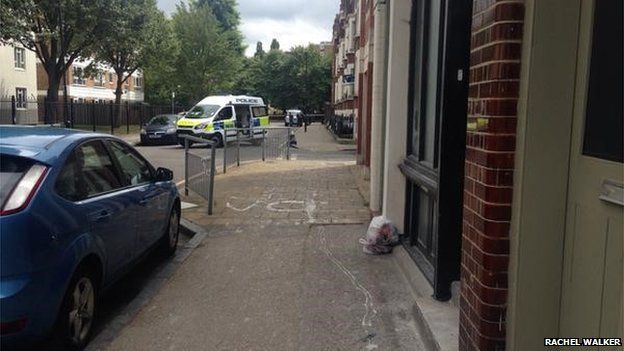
left=208, top=142, right=216, bottom=215
left=126, top=101, right=130, bottom=134
left=109, top=101, right=114, bottom=135
left=286, top=128, right=291, bottom=161
left=223, top=132, right=227, bottom=174
left=262, top=129, right=266, bottom=162
left=92, top=102, right=96, bottom=132
left=236, top=129, right=240, bottom=167
left=11, top=95, right=16, bottom=124
left=69, top=99, right=74, bottom=128
left=184, top=137, right=189, bottom=196
left=43, top=97, right=48, bottom=125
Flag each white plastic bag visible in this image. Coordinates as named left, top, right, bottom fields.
left=359, top=216, right=399, bottom=255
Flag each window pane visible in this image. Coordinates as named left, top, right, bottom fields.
left=582, top=0, right=623, bottom=162
left=56, top=141, right=122, bottom=201
left=421, top=0, right=442, bottom=165
left=108, top=141, right=152, bottom=186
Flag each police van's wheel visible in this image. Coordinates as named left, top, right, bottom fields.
left=211, top=134, right=223, bottom=148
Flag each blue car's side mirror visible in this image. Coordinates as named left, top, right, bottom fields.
left=155, top=167, right=174, bottom=182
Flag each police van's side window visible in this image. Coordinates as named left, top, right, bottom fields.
left=252, top=106, right=267, bottom=117
left=215, top=106, right=233, bottom=121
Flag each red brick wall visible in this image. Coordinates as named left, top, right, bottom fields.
left=460, top=1, right=525, bottom=351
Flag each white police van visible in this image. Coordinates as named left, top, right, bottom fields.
left=176, top=95, right=270, bottom=146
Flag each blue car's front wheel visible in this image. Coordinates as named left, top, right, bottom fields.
left=160, top=208, right=180, bottom=257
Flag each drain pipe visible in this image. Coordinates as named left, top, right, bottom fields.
left=369, top=0, right=388, bottom=214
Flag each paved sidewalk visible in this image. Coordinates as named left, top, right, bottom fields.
left=101, top=128, right=426, bottom=350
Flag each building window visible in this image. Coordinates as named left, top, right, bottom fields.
left=72, top=67, right=86, bottom=85
left=582, top=0, right=623, bottom=162
left=95, top=73, right=105, bottom=87
left=134, top=76, right=143, bottom=90
left=14, top=47, right=25, bottom=69
left=108, top=73, right=114, bottom=83
left=15, top=88, right=27, bottom=109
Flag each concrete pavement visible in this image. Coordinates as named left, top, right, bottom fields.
left=101, top=125, right=426, bottom=350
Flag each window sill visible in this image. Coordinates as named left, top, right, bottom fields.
left=14, top=67, right=26, bottom=71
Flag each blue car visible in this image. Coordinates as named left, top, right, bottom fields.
left=0, top=126, right=180, bottom=349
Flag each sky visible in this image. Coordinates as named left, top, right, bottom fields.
left=156, top=0, right=339, bottom=56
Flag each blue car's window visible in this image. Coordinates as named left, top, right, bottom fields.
left=0, top=155, right=34, bottom=206
left=56, top=141, right=122, bottom=201
left=108, top=141, right=153, bottom=186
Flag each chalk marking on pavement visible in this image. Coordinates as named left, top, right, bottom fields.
left=266, top=200, right=304, bottom=212
left=305, top=192, right=317, bottom=223
left=316, top=226, right=378, bottom=328
left=226, top=197, right=264, bottom=212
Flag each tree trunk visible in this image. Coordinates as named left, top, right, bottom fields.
left=46, top=71, right=61, bottom=124
left=114, top=73, right=124, bottom=128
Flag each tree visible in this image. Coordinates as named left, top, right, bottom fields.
left=236, top=43, right=331, bottom=112
left=1, top=0, right=115, bottom=123
left=270, top=38, right=280, bottom=51
left=172, top=1, right=243, bottom=105
left=254, top=41, right=265, bottom=58
left=196, top=0, right=245, bottom=55
left=143, top=17, right=179, bottom=105
left=196, top=0, right=239, bottom=30
left=91, top=0, right=168, bottom=119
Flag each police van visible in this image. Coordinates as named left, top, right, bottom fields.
left=176, top=95, right=270, bottom=146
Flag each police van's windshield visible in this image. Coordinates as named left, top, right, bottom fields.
left=185, top=104, right=220, bottom=119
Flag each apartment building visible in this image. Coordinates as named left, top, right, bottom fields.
left=37, top=59, right=144, bottom=103
left=348, top=0, right=622, bottom=350
left=331, top=0, right=357, bottom=120
left=0, top=43, right=39, bottom=123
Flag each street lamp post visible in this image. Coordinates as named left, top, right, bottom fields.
left=171, top=85, right=181, bottom=114
left=171, top=91, right=175, bottom=115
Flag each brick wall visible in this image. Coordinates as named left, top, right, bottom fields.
left=460, top=1, right=525, bottom=350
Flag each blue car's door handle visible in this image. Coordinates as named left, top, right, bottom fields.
left=139, top=197, right=156, bottom=206
left=89, top=210, right=111, bottom=222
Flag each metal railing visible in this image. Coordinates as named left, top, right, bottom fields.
left=222, top=127, right=294, bottom=173
left=325, top=114, right=354, bottom=138
left=182, top=135, right=216, bottom=214
left=0, top=96, right=185, bottom=135
left=182, top=127, right=295, bottom=215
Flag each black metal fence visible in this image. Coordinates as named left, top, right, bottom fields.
left=325, top=115, right=354, bottom=138
left=0, top=96, right=184, bottom=135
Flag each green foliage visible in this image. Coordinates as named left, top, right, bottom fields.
left=254, top=41, right=265, bottom=58
left=196, top=0, right=240, bottom=30
left=270, top=38, right=280, bottom=51
left=234, top=44, right=331, bottom=113
left=170, top=1, right=242, bottom=106
left=140, top=10, right=179, bottom=104
left=0, top=0, right=116, bottom=106
left=91, top=0, right=171, bottom=106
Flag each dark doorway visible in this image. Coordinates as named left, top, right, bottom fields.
left=400, top=0, right=472, bottom=301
